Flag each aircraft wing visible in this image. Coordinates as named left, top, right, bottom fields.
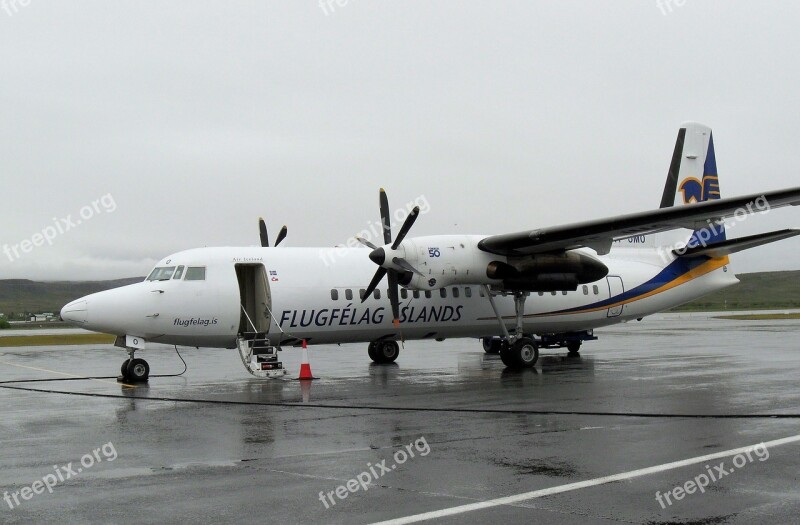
left=478, top=187, right=800, bottom=256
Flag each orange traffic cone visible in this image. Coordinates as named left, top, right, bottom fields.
left=297, top=340, right=317, bottom=380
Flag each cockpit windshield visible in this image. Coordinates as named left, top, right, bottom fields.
left=146, top=266, right=176, bottom=281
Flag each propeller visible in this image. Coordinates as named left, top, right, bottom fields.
left=360, top=189, right=422, bottom=329
left=259, top=218, right=288, bottom=247
left=392, top=256, right=424, bottom=277
left=275, top=226, right=288, bottom=246
left=355, top=236, right=378, bottom=250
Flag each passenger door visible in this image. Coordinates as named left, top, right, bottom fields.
left=606, top=276, right=624, bottom=317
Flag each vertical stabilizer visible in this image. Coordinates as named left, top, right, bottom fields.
left=657, top=123, right=727, bottom=250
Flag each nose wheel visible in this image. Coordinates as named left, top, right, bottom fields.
left=119, top=350, right=150, bottom=383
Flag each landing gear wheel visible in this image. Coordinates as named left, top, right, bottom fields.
left=499, top=342, right=516, bottom=367
left=372, top=341, right=399, bottom=364
left=368, top=342, right=378, bottom=361
left=501, top=337, right=538, bottom=369
left=566, top=341, right=581, bottom=356
left=126, top=358, right=150, bottom=382
left=514, top=338, right=539, bottom=367
left=482, top=337, right=502, bottom=354
left=121, top=359, right=131, bottom=378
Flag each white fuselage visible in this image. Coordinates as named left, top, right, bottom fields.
left=61, top=243, right=738, bottom=349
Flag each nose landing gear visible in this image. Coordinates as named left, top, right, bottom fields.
left=119, top=348, right=150, bottom=383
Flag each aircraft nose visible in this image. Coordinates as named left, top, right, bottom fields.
left=61, top=299, right=88, bottom=325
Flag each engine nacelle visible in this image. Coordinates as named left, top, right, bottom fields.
left=486, top=251, right=608, bottom=291
left=393, top=235, right=608, bottom=292
left=396, top=235, right=502, bottom=290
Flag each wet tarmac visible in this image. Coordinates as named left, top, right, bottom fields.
left=1, top=312, right=799, bottom=524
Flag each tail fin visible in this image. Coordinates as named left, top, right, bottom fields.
left=658, top=122, right=727, bottom=248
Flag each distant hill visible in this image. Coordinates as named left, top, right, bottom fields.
left=0, top=271, right=797, bottom=320
left=0, top=278, right=143, bottom=318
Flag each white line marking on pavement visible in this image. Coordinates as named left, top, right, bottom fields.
left=369, top=434, right=800, bottom=525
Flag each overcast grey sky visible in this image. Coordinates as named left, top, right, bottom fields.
left=1, top=1, right=799, bottom=280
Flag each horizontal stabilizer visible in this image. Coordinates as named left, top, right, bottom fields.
left=674, top=228, right=800, bottom=258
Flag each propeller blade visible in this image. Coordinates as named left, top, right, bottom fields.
left=387, top=270, right=400, bottom=326
left=275, top=225, right=288, bottom=246
left=391, top=206, right=420, bottom=250
left=355, top=236, right=378, bottom=250
left=379, top=188, right=392, bottom=245
left=361, top=267, right=387, bottom=303
left=392, top=257, right=424, bottom=277
left=259, top=218, right=269, bottom=247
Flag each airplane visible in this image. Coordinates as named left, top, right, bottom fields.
left=60, top=123, right=800, bottom=383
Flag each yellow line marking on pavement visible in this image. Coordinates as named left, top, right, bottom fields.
left=0, top=359, right=137, bottom=388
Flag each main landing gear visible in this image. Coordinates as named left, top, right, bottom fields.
left=482, top=338, right=503, bottom=354
left=566, top=341, right=582, bottom=356
left=537, top=331, right=596, bottom=356
left=120, top=348, right=150, bottom=383
left=482, top=286, right=539, bottom=369
left=368, top=340, right=400, bottom=364
left=499, top=337, right=539, bottom=368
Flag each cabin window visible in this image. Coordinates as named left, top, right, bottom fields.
left=359, top=289, right=367, bottom=300
left=425, top=291, right=432, bottom=299
left=583, top=285, right=589, bottom=295
left=538, top=291, right=544, bottom=296
left=562, top=291, right=568, bottom=296
left=345, top=289, right=353, bottom=301
left=551, top=291, right=557, bottom=296
left=147, top=266, right=176, bottom=281
left=452, top=287, right=460, bottom=298
left=401, top=289, right=408, bottom=299
left=331, top=289, right=339, bottom=301
left=464, top=287, right=472, bottom=298
left=173, top=266, right=185, bottom=280
left=185, top=267, right=206, bottom=281
left=593, top=285, right=599, bottom=295
left=374, top=290, right=381, bottom=299
left=440, top=288, right=447, bottom=298
left=413, top=290, right=420, bottom=299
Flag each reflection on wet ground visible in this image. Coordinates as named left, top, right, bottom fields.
left=1, top=313, right=799, bottom=524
